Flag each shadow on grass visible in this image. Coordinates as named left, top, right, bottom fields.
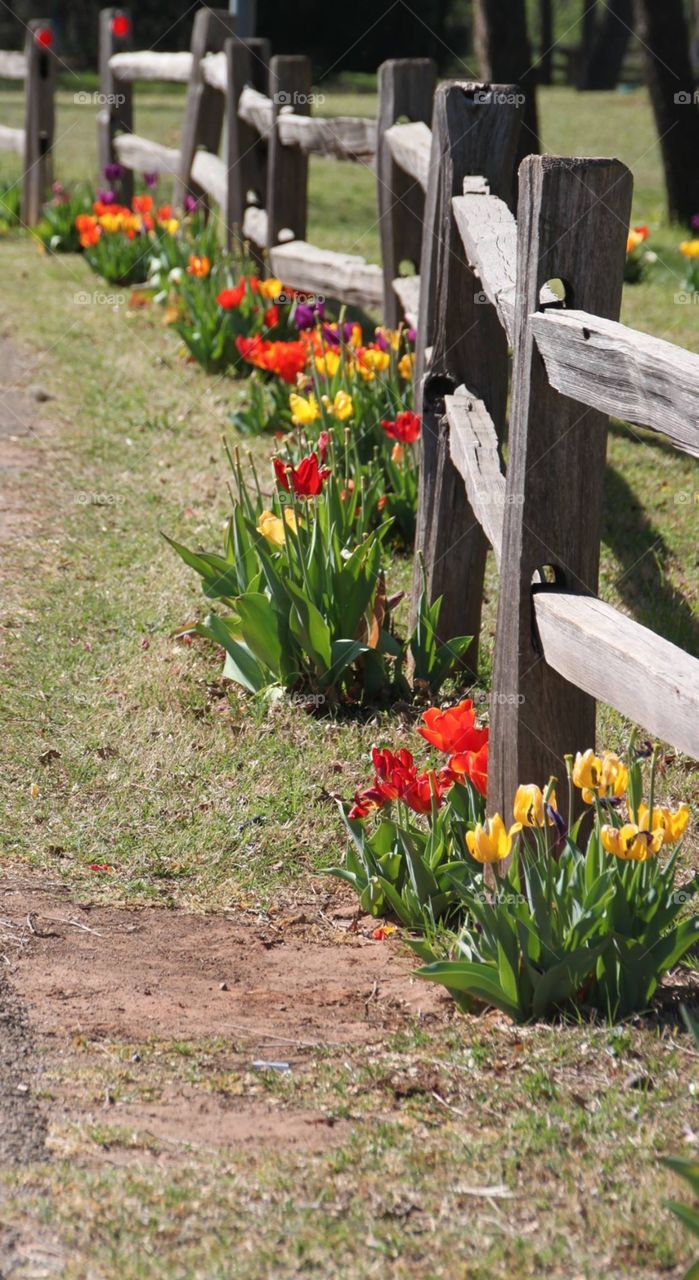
left=602, top=459, right=699, bottom=659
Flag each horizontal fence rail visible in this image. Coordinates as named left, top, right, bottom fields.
left=96, top=9, right=434, bottom=316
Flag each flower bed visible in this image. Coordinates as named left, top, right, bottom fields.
left=330, top=717, right=698, bottom=1023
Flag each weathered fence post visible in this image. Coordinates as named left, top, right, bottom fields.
left=22, top=20, right=55, bottom=226
left=266, top=55, right=312, bottom=253
left=226, top=36, right=270, bottom=254
left=97, top=7, right=133, bottom=202
left=412, top=83, right=522, bottom=672
left=488, top=155, right=632, bottom=819
left=175, top=7, right=237, bottom=208
left=376, top=58, right=436, bottom=328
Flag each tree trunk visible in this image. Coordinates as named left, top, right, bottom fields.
left=579, top=0, right=598, bottom=86
left=691, top=0, right=699, bottom=77
left=634, top=0, right=699, bottom=224
left=579, top=0, right=634, bottom=89
left=538, top=0, right=553, bottom=85
left=473, top=0, right=540, bottom=180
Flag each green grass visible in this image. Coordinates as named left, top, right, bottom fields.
left=2, top=1019, right=695, bottom=1279
left=0, top=82, right=697, bottom=1280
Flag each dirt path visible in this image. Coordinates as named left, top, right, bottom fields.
left=0, top=872, right=444, bottom=1156
left=0, top=336, right=52, bottom=553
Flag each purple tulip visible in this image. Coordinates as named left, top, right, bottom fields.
left=406, top=327, right=416, bottom=344
left=692, top=213, right=699, bottom=232
left=374, top=329, right=389, bottom=352
left=96, top=188, right=116, bottom=205
left=104, top=162, right=124, bottom=183
left=321, top=324, right=340, bottom=346
left=294, top=303, right=318, bottom=330
left=184, top=194, right=199, bottom=214
left=144, top=171, right=159, bottom=189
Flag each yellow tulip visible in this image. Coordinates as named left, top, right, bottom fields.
left=572, top=749, right=601, bottom=793
left=361, top=348, right=390, bottom=374
left=600, top=823, right=662, bottom=862
left=679, top=239, right=699, bottom=258
left=260, top=276, right=283, bottom=299
left=315, top=350, right=341, bottom=377
left=289, top=392, right=320, bottom=426
left=574, top=749, right=627, bottom=804
left=398, top=352, right=415, bottom=380
left=322, top=390, right=354, bottom=421
left=466, top=814, right=522, bottom=864
left=512, top=783, right=558, bottom=828
left=166, top=218, right=180, bottom=236
left=256, top=507, right=297, bottom=548
left=638, top=802, right=690, bottom=845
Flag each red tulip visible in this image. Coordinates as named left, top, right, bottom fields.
left=418, top=699, right=488, bottom=755
left=444, top=742, right=489, bottom=797
left=274, top=452, right=330, bottom=497
left=381, top=411, right=420, bottom=444
left=218, top=283, right=246, bottom=309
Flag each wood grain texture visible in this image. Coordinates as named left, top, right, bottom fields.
left=0, top=51, right=26, bottom=79
left=226, top=38, right=270, bottom=257
left=452, top=193, right=517, bottom=343
left=113, top=132, right=180, bottom=175
left=534, top=591, right=699, bottom=759
left=237, top=85, right=274, bottom=135
left=489, top=155, right=633, bottom=820
left=412, top=82, right=522, bottom=669
left=445, top=385, right=506, bottom=570
left=392, top=274, right=420, bottom=328
left=383, top=121, right=432, bottom=190
left=22, top=21, right=55, bottom=226
left=532, top=309, right=699, bottom=459
left=376, top=60, right=436, bottom=327
left=175, top=8, right=236, bottom=210
left=109, top=50, right=193, bottom=82
left=269, top=240, right=384, bottom=309
left=98, top=9, right=133, bottom=203
left=277, top=112, right=377, bottom=161
left=0, top=125, right=24, bottom=154
left=266, top=56, right=312, bottom=252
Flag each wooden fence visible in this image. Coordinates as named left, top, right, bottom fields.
left=97, top=7, right=436, bottom=323
left=0, top=19, right=55, bottom=224
left=413, top=82, right=699, bottom=819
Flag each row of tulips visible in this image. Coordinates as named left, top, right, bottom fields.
left=331, top=707, right=698, bottom=1021
left=167, top=440, right=466, bottom=704
left=48, top=174, right=699, bottom=1029
left=64, top=170, right=421, bottom=546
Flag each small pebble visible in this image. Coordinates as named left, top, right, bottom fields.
left=29, top=384, right=53, bottom=402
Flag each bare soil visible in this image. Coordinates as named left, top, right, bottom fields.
left=0, top=872, right=445, bottom=1157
